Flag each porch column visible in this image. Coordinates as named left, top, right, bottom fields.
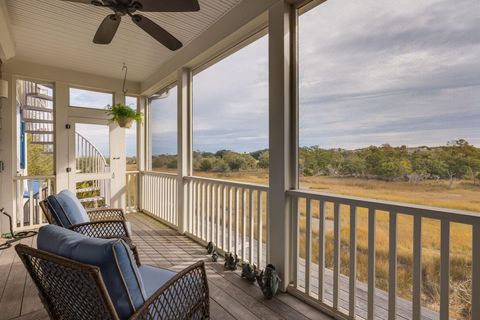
left=110, top=92, right=126, bottom=210
left=137, top=96, right=147, bottom=210
left=0, top=71, right=15, bottom=234
left=268, top=2, right=297, bottom=291
left=55, top=82, right=70, bottom=192
left=177, top=68, right=192, bottom=234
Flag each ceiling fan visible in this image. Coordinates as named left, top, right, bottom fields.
left=62, top=0, right=200, bottom=50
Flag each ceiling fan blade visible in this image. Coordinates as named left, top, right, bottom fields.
left=135, top=0, right=200, bottom=12
left=93, top=14, right=121, bottom=44
left=131, top=15, right=182, bottom=51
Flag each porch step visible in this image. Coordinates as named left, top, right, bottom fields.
left=76, top=186, right=101, bottom=193
left=26, top=93, right=53, bottom=101
left=23, top=118, right=53, bottom=124
left=78, top=196, right=104, bottom=203
left=22, top=105, right=53, bottom=113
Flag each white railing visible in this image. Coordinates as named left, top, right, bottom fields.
left=13, top=176, right=55, bottom=231
left=185, top=176, right=269, bottom=268
left=287, top=189, right=480, bottom=320
left=140, top=171, right=178, bottom=227
left=126, top=171, right=139, bottom=212
left=75, top=132, right=110, bottom=208
left=75, top=132, right=108, bottom=175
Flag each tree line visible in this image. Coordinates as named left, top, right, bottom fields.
left=151, top=139, right=480, bottom=185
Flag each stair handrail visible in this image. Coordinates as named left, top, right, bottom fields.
left=75, top=132, right=109, bottom=174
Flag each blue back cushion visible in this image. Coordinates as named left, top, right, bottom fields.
left=46, top=190, right=90, bottom=227
left=37, top=225, right=147, bottom=320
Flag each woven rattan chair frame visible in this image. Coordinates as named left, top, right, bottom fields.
left=15, top=244, right=119, bottom=320
left=15, top=244, right=210, bottom=320
left=39, top=200, right=141, bottom=265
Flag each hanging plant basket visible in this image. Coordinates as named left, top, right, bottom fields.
left=106, top=103, right=143, bottom=129
left=117, top=116, right=133, bottom=128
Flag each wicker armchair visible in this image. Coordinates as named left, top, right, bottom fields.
left=39, top=199, right=141, bottom=265
left=16, top=244, right=210, bottom=320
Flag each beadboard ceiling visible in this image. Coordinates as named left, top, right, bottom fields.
left=5, top=0, right=241, bottom=82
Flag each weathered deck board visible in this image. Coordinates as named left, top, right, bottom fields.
left=0, top=212, right=330, bottom=320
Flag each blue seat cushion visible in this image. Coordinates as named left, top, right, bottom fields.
left=138, top=265, right=176, bottom=298
left=37, top=224, right=146, bottom=320
left=46, top=190, right=90, bottom=227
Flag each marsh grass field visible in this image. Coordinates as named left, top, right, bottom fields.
left=140, top=168, right=479, bottom=318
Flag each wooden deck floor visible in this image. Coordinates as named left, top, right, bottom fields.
left=0, top=212, right=331, bottom=320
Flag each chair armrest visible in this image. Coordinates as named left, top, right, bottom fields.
left=86, top=208, right=125, bottom=222
left=69, top=220, right=129, bottom=239
left=130, top=261, right=210, bottom=320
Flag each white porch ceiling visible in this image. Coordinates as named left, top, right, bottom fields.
left=5, top=0, right=241, bottom=82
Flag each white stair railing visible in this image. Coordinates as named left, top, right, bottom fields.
left=75, top=132, right=110, bottom=207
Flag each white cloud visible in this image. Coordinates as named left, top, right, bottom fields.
left=148, top=0, right=480, bottom=154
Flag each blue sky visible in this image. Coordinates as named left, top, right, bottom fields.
left=75, top=0, right=480, bottom=157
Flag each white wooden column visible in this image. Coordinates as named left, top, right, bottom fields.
left=0, top=71, right=15, bottom=234
left=177, top=68, right=192, bottom=234
left=110, top=92, right=126, bottom=209
left=137, top=96, right=146, bottom=210
left=268, top=1, right=297, bottom=291
left=55, top=82, right=70, bottom=192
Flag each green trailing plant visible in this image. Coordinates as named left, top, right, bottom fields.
left=106, top=103, right=143, bottom=128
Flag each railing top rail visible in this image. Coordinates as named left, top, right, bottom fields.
left=287, top=189, right=480, bottom=224
left=126, top=171, right=140, bottom=174
left=184, top=175, right=269, bottom=191
left=14, top=175, right=56, bottom=180
left=142, top=171, right=178, bottom=178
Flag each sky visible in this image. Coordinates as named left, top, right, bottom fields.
left=298, top=0, right=480, bottom=149
left=74, top=0, right=480, bottom=157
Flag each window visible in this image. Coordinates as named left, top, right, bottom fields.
left=69, top=87, right=113, bottom=109
left=192, top=35, right=269, bottom=183
left=125, top=96, right=138, bottom=170
left=16, top=80, right=55, bottom=176
left=149, top=85, right=177, bottom=172
left=297, top=0, right=479, bottom=317
left=298, top=0, right=480, bottom=205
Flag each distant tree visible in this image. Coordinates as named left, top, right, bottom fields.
left=441, top=142, right=470, bottom=188
left=27, top=135, right=53, bottom=176
left=339, top=152, right=366, bottom=177
left=410, top=149, right=448, bottom=179
left=213, top=158, right=229, bottom=172
left=250, top=149, right=269, bottom=160
left=199, top=159, right=213, bottom=171
left=167, top=159, right=177, bottom=169
left=258, top=151, right=269, bottom=169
